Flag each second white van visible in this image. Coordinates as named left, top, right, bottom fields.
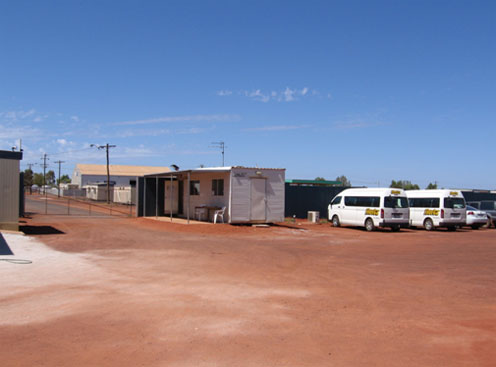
left=328, top=188, right=410, bottom=231
left=406, top=190, right=466, bottom=231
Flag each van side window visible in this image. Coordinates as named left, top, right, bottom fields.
left=345, top=196, right=380, bottom=207
left=345, top=197, right=357, bottom=206
left=409, top=198, right=440, bottom=208
left=331, top=196, right=342, bottom=205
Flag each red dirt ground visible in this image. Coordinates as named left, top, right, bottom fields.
left=1, top=214, right=495, bottom=367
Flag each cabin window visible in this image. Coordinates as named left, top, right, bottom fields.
left=212, top=179, right=224, bottom=196
left=190, top=181, right=200, bottom=195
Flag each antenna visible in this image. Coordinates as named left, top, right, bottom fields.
left=210, top=141, right=225, bottom=166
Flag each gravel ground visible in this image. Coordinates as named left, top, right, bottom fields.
left=0, top=214, right=495, bottom=367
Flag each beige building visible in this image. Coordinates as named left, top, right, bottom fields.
left=141, top=166, right=286, bottom=224
left=0, top=150, right=23, bottom=231
left=72, top=164, right=171, bottom=188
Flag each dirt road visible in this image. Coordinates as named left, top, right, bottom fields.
left=1, top=214, right=495, bottom=366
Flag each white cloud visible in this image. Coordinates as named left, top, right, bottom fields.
left=176, top=127, right=209, bottom=135
left=217, top=90, right=233, bottom=96
left=0, top=124, right=43, bottom=140
left=70, top=115, right=80, bottom=122
left=243, top=124, right=311, bottom=132
left=333, top=119, right=386, bottom=130
left=232, top=87, right=324, bottom=103
left=245, top=89, right=270, bottom=103
left=57, top=139, right=68, bottom=146
left=282, top=87, right=296, bottom=102
left=116, top=128, right=171, bottom=138
left=112, top=114, right=241, bottom=126
left=0, top=109, right=36, bottom=122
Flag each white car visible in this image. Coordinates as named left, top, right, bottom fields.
left=465, top=205, right=489, bottom=229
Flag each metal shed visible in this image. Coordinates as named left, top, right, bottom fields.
left=0, top=150, right=23, bottom=231
left=138, top=166, right=285, bottom=224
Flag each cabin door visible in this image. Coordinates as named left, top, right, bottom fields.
left=250, top=178, right=267, bottom=221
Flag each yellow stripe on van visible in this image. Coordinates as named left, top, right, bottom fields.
left=365, top=209, right=380, bottom=216
left=449, top=191, right=458, bottom=196
left=391, top=190, right=401, bottom=195
left=424, top=209, right=440, bottom=216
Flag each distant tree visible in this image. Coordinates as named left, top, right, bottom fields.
left=33, top=173, right=44, bottom=186
left=57, top=174, right=71, bottom=185
left=390, top=180, right=419, bottom=190
left=336, top=175, right=351, bottom=187
left=315, top=177, right=326, bottom=181
left=426, top=182, right=438, bottom=189
left=23, top=169, right=33, bottom=187
left=46, top=170, right=56, bottom=186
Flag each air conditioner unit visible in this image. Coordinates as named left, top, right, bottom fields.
left=307, top=211, right=320, bottom=223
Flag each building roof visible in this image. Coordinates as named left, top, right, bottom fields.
left=75, top=164, right=170, bottom=176
left=144, top=166, right=285, bottom=177
left=286, top=179, right=342, bottom=186
left=0, top=150, right=23, bottom=160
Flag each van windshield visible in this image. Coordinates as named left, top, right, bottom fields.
left=384, top=196, right=409, bottom=208
left=444, top=198, right=466, bottom=209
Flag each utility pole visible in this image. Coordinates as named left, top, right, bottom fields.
left=211, top=141, right=225, bottom=166
left=41, top=153, right=48, bottom=214
left=40, top=154, right=49, bottom=195
left=92, top=143, right=116, bottom=204
left=54, top=160, right=65, bottom=198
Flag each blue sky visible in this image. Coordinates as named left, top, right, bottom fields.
left=1, top=0, right=495, bottom=188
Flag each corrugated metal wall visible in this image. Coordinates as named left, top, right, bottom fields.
left=0, top=157, right=21, bottom=230
left=285, top=184, right=347, bottom=219
left=230, top=168, right=285, bottom=223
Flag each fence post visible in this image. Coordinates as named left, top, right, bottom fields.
left=67, top=199, right=70, bottom=215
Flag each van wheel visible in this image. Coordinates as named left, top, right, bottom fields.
left=332, top=215, right=340, bottom=227
left=424, top=218, right=434, bottom=231
left=365, top=218, right=375, bottom=232
left=447, top=226, right=456, bottom=231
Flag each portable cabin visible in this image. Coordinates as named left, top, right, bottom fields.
left=84, top=182, right=115, bottom=201
left=138, top=166, right=285, bottom=224
left=113, top=186, right=136, bottom=204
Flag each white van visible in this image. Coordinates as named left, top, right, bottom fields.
left=406, top=190, right=466, bottom=231
left=328, top=188, right=410, bottom=231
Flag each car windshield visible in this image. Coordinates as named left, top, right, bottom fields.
left=466, top=205, right=477, bottom=211
left=384, top=196, right=409, bottom=208
left=444, top=198, right=466, bottom=209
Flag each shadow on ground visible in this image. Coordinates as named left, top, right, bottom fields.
left=0, top=233, right=14, bottom=255
left=20, top=225, right=65, bottom=235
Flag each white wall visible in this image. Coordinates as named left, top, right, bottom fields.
left=181, top=171, right=230, bottom=221
left=230, top=168, right=285, bottom=223
left=74, top=172, right=138, bottom=188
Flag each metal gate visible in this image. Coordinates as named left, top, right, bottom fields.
left=25, top=193, right=134, bottom=217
